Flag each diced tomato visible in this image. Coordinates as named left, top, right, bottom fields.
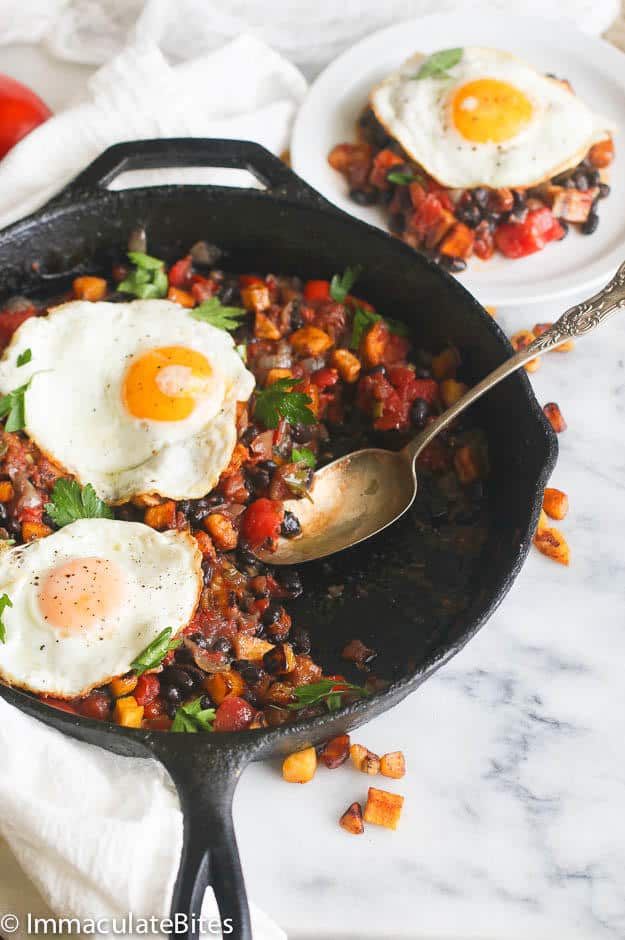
left=310, top=367, right=339, bottom=390
left=494, top=208, right=564, bottom=259
left=407, top=192, right=445, bottom=240
left=0, top=306, right=36, bottom=348
left=387, top=367, right=439, bottom=404
left=473, top=220, right=495, bottom=261
left=409, top=182, right=427, bottom=209
left=213, top=695, right=254, bottom=732
left=241, top=498, right=284, bottom=549
left=135, top=673, right=160, bottom=706
left=190, top=274, right=215, bottom=303
left=381, top=333, right=410, bottom=368
left=426, top=181, right=454, bottom=212
left=168, top=255, right=193, bottom=289
left=303, top=280, right=331, bottom=301
left=143, top=698, right=165, bottom=719
left=239, top=274, right=265, bottom=287
left=77, top=692, right=111, bottom=721
left=369, top=149, right=405, bottom=189
left=42, top=697, right=79, bottom=715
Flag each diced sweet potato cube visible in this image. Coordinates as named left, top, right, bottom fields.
left=73, top=276, right=108, bottom=302
left=266, top=368, right=294, bottom=386
left=361, top=320, right=388, bottom=368
left=242, top=283, right=271, bottom=313
left=254, top=310, right=281, bottom=340
left=424, top=207, right=456, bottom=250
left=194, top=530, right=217, bottom=561
left=543, top=402, right=567, bottom=433
left=232, top=634, right=274, bottom=662
left=380, top=751, right=406, bottom=779
left=289, top=326, right=333, bottom=357
left=113, top=695, right=144, bottom=728
left=510, top=329, right=540, bottom=373
left=543, top=186, right=595, bottom=223
left=282, top=746, right=317, bottom=783
left=331, top=348, right=361, bottom=384
left=432, top=346, right=460, bottom=380
left=204, top=513, right=238, bottom=551
left=364, top=786, right=404, bottom=830
left=350, top=743, right=380, bottom=775
left=110, top=674, right=138, bottom=698
left=439, top=222, right=475, bottom=259
left=288, top=654, right=323, bottom=687
left=440, top=379, right=468, bottom=408
left=534, top=523, right=570, bottom=566
left=167, top=286, right=195, bottom=308
left=319, top=734, right=351, bottom=769
left=533, top=322, right=574, bottom=352
left=204, top=670, right=246, bottom=705
left=0, top=481, right=14, bottom=502
left=22, top=521, right=52, bottom=541
left=144, top=500, right=176, bottom=530
left=543, top=487, right=569, bottom=521
left=339, top=802, right=364, bottom=835
left=588, top=138, right=614, bottom=168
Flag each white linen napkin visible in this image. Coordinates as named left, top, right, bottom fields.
left=0, top=31, right=301, bottom=940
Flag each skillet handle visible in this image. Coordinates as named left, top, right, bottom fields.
left=52, top=137, right=331, bottom=209
left=148, top=735, right=256, bottom=940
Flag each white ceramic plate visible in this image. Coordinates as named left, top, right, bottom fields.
left=291, top=13, right=625, bottom=307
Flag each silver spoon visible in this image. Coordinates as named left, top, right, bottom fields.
left=261, top=261, right=625, bottom=565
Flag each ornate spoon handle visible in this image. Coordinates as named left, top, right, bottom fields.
left=404, top=260, right=625, bottom=461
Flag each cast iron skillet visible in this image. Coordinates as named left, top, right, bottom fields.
left=0, top=139, right=557, bottom=939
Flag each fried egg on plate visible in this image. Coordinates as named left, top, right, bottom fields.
left=370, top=47, right=615, bottom=189
left=0, top=518, right=201, bottom=698
left=0, top=300, right=255, bottom=502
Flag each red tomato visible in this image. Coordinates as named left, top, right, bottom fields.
left=135, top=673, right=160, bottom=706
left=213, top=695, right=254, bottom=732
left=190, top=274, right=214, bottom=303
left=144, top=698, right=165, bottom=719
left=241, top=498, right=284, bottom=549
left=369, top=148, right=404, bottom=189
left=303, top=280, right=331, bottom=301
left=494, top=208, right=564, bottom=259
left=0, top=75, right=51, bottom=160
left=168, top=255, right=193, bottom=289
left=239, top=274, right=265, bottom=287
left=310, top=367, right=339, bottom=390
left=0, top=306, right=37, bottom=348
left=76, top=692, right=111, bottom=721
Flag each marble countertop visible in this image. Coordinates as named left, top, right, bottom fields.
left=3, top=42, right=625, bottom=940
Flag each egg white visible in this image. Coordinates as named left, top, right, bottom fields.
left=0, top=300, right=256, bottom=502
left=0, top=519, right=202, bottom=698
left=370, top=47, right=615, bottom=189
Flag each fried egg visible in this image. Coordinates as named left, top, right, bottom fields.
left=0, top=300, right=255, bottom=502
left=370, top=47, right=615, bottom=189
left=0, top=518, right=202, bottom=698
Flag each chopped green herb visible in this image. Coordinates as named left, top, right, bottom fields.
left=254, top=377, right=315, bottom=429
left=0, top=593, right=11, bottom=644
left=44, top=479, right=114, bottom=528
left=171, top=696, right=216, bottom=733
left=190, top=296, right=247, bottom=332
left=288, top=678, right=369, bottom=712
left=131, top=627, right=182, bottom=677
left=350, top=306, right=409, bottom=351
left=329, top=265, right=363, bottom=303
left=292, top=446, right=316, bottom=468
left=16, top=348, right=32, bottom=367
left=0, top=379, right=32, bottom=432
left=414, top=48, right=463, bottom=81
left=386, top=171, right=423, bottom=186
left=117, top=251, right=168, bottom=299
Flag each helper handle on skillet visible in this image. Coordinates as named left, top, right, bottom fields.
left=148, top=735, right=259, bottom=940
left=53, top=137, right=333, bottom=210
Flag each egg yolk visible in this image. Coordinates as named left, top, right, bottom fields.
left=452, top=79, right=533, bottom=144
left=123, top=346, right=213, bottom=421
left=38, top=557, right=127, bottom=635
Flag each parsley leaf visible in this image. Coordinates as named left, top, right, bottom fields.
left=414, top=48, right=463, bottom=81
left=16, top=348, right=32, bottom=367
left=131, top=627, right=182, bottom=677
left=292, top=446, right=316, bottom=468
left=350, top=306, right=409, bottom=351
left=117, top=251, right=168, bottom=299
left=45, top=479, right=114, bottom=528
left=254, top=377, right=315, bottom=429
left=0, top=593, right=12, bottom=644
left=329, top=265, right=363, bottom=303
left=190, top=296, right=247, bottom=332
left=172, top=696, right=216, bottom=733
left=0, top=379, right=32, bottom=432
left=386, top=171, right=423, bottom=186
left=288, top=679, right=369, bottom=712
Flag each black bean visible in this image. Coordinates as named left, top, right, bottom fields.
left=174, top=645, right=195, bottom=665
left=257, top=459, right=278, bottom=473
left=581, top=211, right=599, bottom=235
left=277, top=568, right=303, bottom=598
left=163, top=685, right=183, bottom=705
left=472, top=187, right=489, bottom=208
left=291, top=626, right=311, bottom=655
left=249, top=467, right=270, bottom=493
left=237, top=546, right=264, bottom=572
left=200, top=694, right=214, bottom=711
left=281, top=510, right=302, bottom=538
left=238, top=661, right=264, bottom=685
left=202, top=562, right=214, bottom=586
left=189, top=632, right=210, bottom=650
left=183, top=665, right=206, bottom=687
left=456, top=204, right=482, bottom=228
left=290, top=299, right=304, bottom=330
left=162, top=667, right=195, bottom=691
left=381, top=189, right=394, bottom=206
left=219, top=283, right=240, bottom=306
left=557, top=220, right=569, bottom=240
left=411, top=397, right=431, bottom=428
left=291, top=422, right=314, bottom=444
left=598, top=182, right=610, bottom=199
left=389, top=212, right=405, bottom=234
left=262, top=602, right=284, bottom=626
left=586, top=169, right=600, bottom=186
left=512, top=189, right=526, bottom=211
left=241, top=424, right=261, bottom=446
left=350, top=188, right=378, bottom=206
left=398, top=186, right=412, bottom=210
left=166, top=701, right=180, bottom=719
left=364, top=364, right=386, bottom=376
left=212, top=636, right=233, bottom=655
left=573, top=171, right=589, bottom=191
left=189, top=505, right=210, bottom=527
